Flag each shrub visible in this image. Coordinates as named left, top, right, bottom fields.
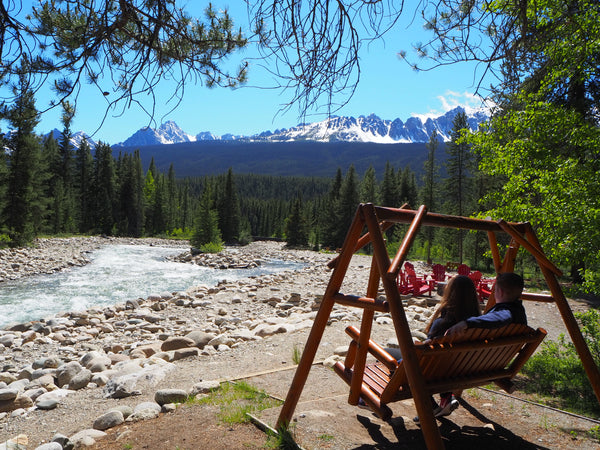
left=0, top=233, right=11, bottom=248
left=199, top=241, right=224, bottom=254
left=522, top=309, right=600, bottom=416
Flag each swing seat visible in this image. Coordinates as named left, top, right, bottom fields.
left=333, top=323, right=547, bottom=420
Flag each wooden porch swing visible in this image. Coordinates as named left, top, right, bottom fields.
left=276, top=204, right=600, bottom=450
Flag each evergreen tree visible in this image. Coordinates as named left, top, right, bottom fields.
left=166, top=163, right=177, bottom=231
left=398, top=166, right=418, bottom=207
left=191, top=183, right=222, bottom=248
left=218, top=168, right=240, bottom=243
left=2, top=67, right=46, bottom=246
left=117, top=151, right=145, bottom=236
left=379, top=162, right=398, bottom=207
left=58, top=101, right=77, bottom=232
left=334, top=165, right=359, bottom=248
left=143, top=168, right=157, bottom=233
left=359, top=165, right=377, bottom=204
left=444, top=111, right=473, bottom=262
left=91, top=142, right=116, bottom=235
left=42, top=135, right=62, bottom=233
left=285, top=194, right=308, bottom=247
left=320, top=168, right=343, bottom=248
left=0, top=141, right=8, bottom=234
left=422, top=130, right=440, bottom=263
left=179, top=180, right=193, bottom=231
left=75, top=139, right=94, bottom=232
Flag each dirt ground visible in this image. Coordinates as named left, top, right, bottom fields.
left=85, top=299, right=600, bottom=450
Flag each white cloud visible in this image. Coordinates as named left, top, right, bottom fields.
left=412, top=90, right=492, bottom=121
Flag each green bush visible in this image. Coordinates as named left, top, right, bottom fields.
left=0, top=233, right=11, bottom=248
left=168, top=227, right=193, bottom=239
left=522, top=309, right=600, bottom=417
left=199, top=241, right=224, bottom=253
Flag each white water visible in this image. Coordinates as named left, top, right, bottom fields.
left=0, top=244, right=301, bottom=328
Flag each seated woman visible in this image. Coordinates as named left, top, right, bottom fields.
left=377, top=275, right=481, bottom=419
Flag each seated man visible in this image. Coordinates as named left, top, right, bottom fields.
left=445, top=271, right=526, bottom=336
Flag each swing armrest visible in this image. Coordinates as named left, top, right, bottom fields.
left=345, top=326, right=398, bottom=372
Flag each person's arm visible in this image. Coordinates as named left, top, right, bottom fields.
left=444, top=320, right=467, bottom=337
left=464, top=307, right=513, bottom=329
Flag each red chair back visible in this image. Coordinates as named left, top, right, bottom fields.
left=468, top=270, right=482, bottom=286
left=431, top=264, right=446, bottom=282
left=457, top=264, right=471, bottom=276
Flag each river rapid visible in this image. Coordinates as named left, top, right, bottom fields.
left=0, top=243, right=301, bottom=328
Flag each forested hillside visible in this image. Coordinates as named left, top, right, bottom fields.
left=115, top=140, right=442, bottom=178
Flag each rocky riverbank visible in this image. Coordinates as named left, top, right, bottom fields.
left=2, top=238, right=586, bottom=449
left=1, top=238, right=438, bottom=448
left=0, top=237, right=188, bottom=283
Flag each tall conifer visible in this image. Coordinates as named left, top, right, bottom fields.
left=2, top=65, right=45, bottom=246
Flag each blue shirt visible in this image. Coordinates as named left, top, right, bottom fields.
left=465, top=300, right=527, bottom=329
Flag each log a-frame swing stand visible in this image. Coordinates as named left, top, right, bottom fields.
left=276, top=204, right=600, bottom=450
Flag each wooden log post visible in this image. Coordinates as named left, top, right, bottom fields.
left=276, top=206, right=366, bottom=429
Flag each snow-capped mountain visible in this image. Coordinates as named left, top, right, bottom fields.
left=255, top=107, right=488, bottom=143
left=118, top=120, right=196, bottom=147
left=114, top=106, right=489, bottom=147
left=46, top=129, right=98, bottom=149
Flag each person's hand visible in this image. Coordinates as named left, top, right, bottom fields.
left=445, top=320, right=468, bottom=337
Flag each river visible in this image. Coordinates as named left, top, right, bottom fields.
left=0, top=244, right=302, bottom=328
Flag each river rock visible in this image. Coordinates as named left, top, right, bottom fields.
left=0, top=388, right=18, bottom=401
left=172, top=348, right=198, bottom=360
left=0, top=394, right=34, bottom=413
left=68, top=429, right=107, bottom=447
left=154, top=388, right=188, bottom=405
left=36, top=397, right=59, bottom=410
left=86, top=356, right=112, bottom=373
left=160, top=336, right=195, bottom=351
left=68, top=368, right=92, bottom=390
left=49, top=434, right=73, bottom=450
left=0, top=372, right=18, bottom=384
left=93, top=410, right=124, bottom=430
left=0, top=434, right=27, bottom=449
left=0, top=334, right=16, bottom=347
left=56, top=361, right=83, bottom=387
left=184, top=330, right=215, bottom=349
left=108, top=405, right=133, bottom=419
left=126, top=401, right=161, bottom=422
left=190, top=380, right=220, bottom=396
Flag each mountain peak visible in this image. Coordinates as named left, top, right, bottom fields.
left=116, top=121, right=195, bottom=147
left=113, top=106, right=489, bottom=147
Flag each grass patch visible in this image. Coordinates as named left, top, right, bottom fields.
left=292, top=344, right=303, bottom=365
left=264, top=425, right=302, bottom=450
left=522, top=309, right=600, bottom=418
left=318, top=433, right=335, bottom=441
left=194, top=381, right=282, bottom=425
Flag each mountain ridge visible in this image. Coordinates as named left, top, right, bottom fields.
left=112, top=106, right=488, bottom=148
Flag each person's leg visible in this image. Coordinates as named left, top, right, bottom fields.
left=384, top=347, right=402, bottom=361
left=435, top=392, right=459, bottom=417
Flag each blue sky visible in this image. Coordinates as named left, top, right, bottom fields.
left=12, top=2, right=491, bottom=145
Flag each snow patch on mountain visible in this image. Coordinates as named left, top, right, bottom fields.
left=255, top=107, right=488, bottom=143
left=113, top=106, right=489, bottom=147
left=46, top=129, right=97, bottom=149
left=117, top=121, right=196, bottom=147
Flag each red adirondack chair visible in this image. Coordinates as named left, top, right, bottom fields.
left=404, top=264, right=434, bottom=297
left=457, top=263, right=471, bottom=276
left=398, top=262, right=434, bottom=296
left=468, top=270, right=482, bottom=286
left=430, top=263, right=448, bottom=284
